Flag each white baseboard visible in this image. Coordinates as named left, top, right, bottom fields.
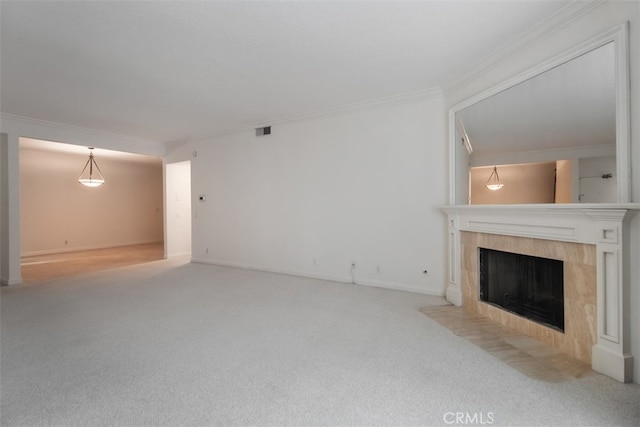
left=354, top=276, right=445, bottom=296
left=446, top=285, right=463, bottom=306
left=167, top=251, right=191, bottom=258
left=592, top=344, right=634, bottom=383
left=1, top=275, right=23, bottom=286
left=22, top=241, right=164, bottom=257
left=190, top=258, right=444, bottom=296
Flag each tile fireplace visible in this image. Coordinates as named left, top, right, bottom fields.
left=442, top=204, right=639, bottom=383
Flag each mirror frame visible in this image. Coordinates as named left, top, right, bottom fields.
left=448, top=23, right=630, bottom=205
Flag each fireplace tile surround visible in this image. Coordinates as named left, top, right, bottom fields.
left=442, top=204, right=640, bottom=383
left=461, top=232, right=596, bottom=364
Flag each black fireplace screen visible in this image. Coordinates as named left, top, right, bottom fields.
left=479, top=248, right=564, bottom=331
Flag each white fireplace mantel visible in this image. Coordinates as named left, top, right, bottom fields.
left=441, top=203, right=640, bottom=383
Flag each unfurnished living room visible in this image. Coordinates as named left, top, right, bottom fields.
left=1, top=1, right=639, bottom=426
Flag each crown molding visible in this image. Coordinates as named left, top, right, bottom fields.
left=441, top=0, right=608, bottom=93
left=0, top=112, right=164, bottom=156
left=2, top=84, right=440, bottom=150
left=0, top=113, right=158, bottom=146
left=189, top=87, right=443, bottom=142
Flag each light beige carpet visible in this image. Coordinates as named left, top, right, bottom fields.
left=2, top=260, right=638, bottom=426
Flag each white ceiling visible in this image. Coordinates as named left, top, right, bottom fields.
left=0, top=1, right=576, bottom=145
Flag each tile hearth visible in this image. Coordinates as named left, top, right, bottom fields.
left=422, top=305, right=595, bottom=382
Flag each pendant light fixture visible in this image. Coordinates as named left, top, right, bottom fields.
left=78, top=147, right=105, bottom=187
left=485, top=166, right=504, bottom=191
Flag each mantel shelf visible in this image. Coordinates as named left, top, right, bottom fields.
left=442, top=203, right=640, bottom=212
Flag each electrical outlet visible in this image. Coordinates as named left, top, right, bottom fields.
left=351, top=261, right=357, bottom=269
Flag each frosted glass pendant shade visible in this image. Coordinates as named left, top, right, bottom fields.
left=485, top=166, right=504, bottom=191
left=78, top=148, right=105, bottom=187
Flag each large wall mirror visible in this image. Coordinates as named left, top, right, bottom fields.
left=450, top=23, right=630, bottom=205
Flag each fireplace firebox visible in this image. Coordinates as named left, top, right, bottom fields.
left=479, top=248, right=564, bottom=331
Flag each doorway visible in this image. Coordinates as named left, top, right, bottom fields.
left=165, top=161, right=192, bottom=257
left=19, top=138, right=165, bottom=282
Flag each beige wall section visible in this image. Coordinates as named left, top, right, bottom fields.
left=470, top=162, right=556, bottom=204
left=20, top=147, right=163, bottom=256
left=554, top=159, right=573, bottom=203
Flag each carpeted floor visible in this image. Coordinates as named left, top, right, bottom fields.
left=1, top=258, right=639, bottom=426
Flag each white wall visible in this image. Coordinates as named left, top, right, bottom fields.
left=578, top=156, right=617, bottom=202
left=445, top=1, right=640, bottom=383
left=165, top=161, right=192, bottom=257
left=632, top=0, right=640, bottom=387
left=0, top=133, right=21, bottom=284
left=578, top=155, right=616, bottom=178
left=186, top=97, right=446, bottom=295
left=0, top=135, right=5, bottom=280
left=20, top=147, right=163, bottom=255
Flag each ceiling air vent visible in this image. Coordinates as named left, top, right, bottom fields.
left=255, top=126, right=271, bottom=136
